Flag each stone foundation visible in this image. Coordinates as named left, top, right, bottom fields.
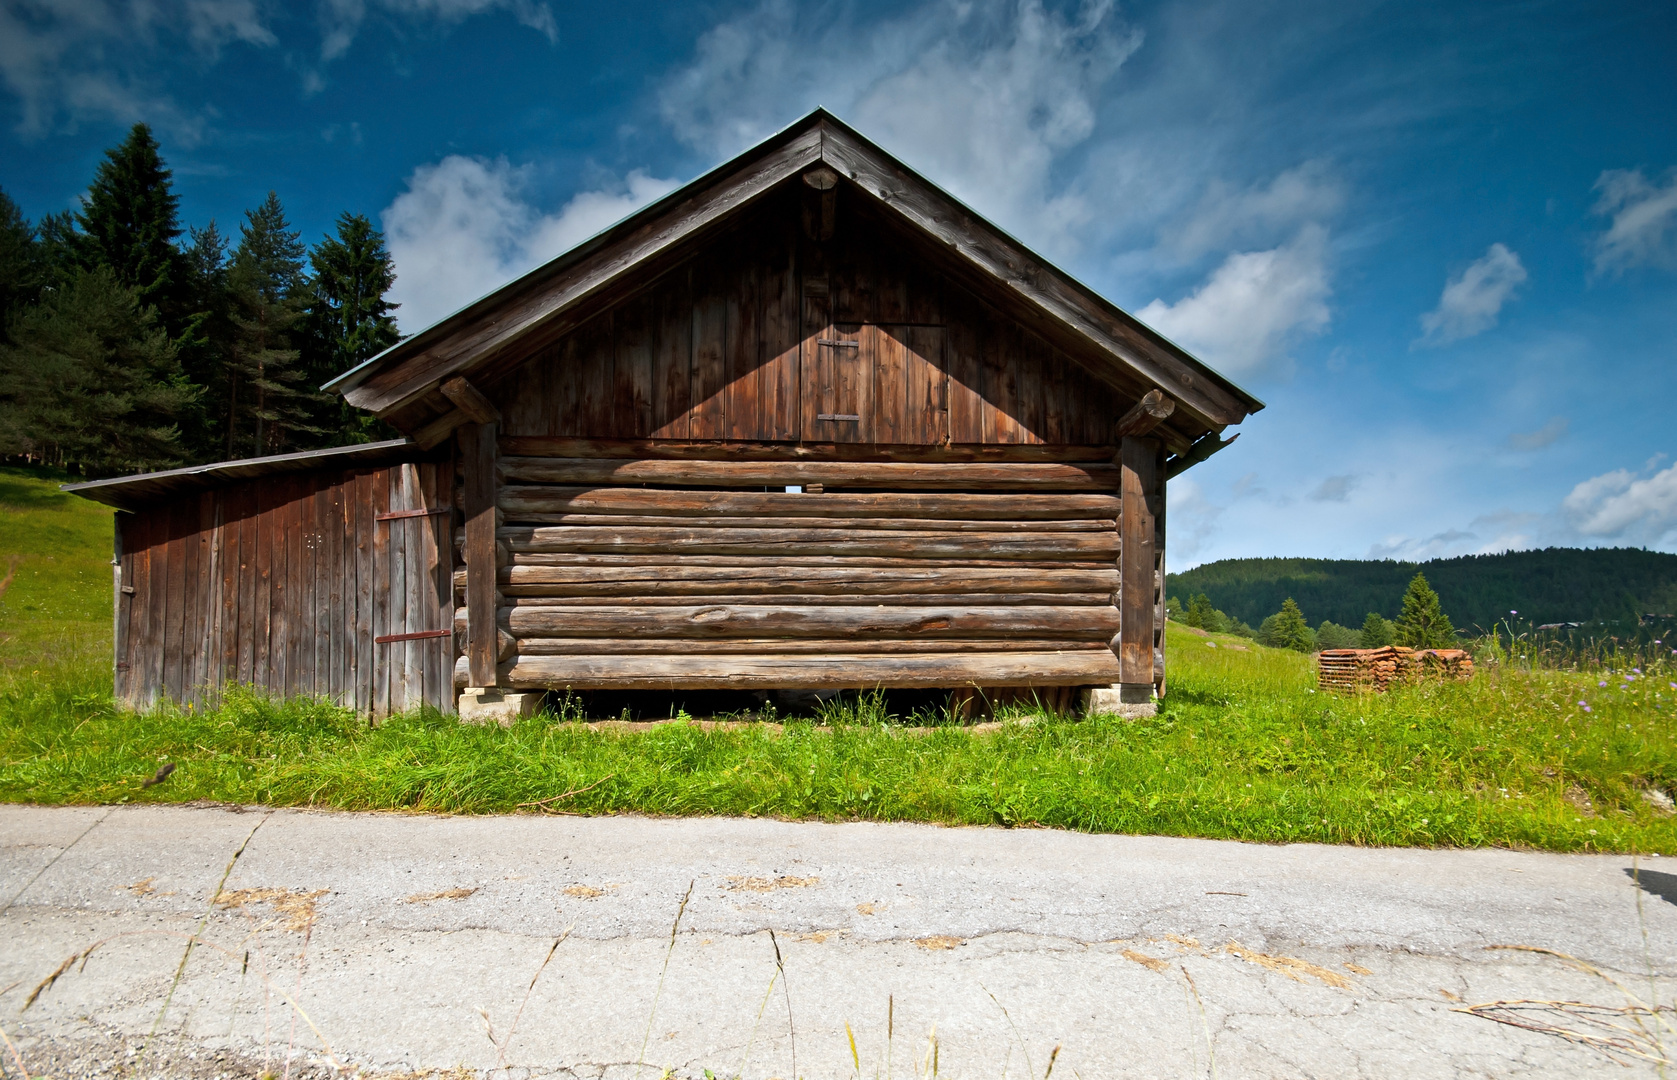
left=457, top=687, right=543, bottom=726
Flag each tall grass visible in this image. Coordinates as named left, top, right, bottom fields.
left=3, top=624, right=1674, bottom=852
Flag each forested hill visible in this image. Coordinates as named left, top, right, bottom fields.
left=1167, top=548, right=1677, bottom=631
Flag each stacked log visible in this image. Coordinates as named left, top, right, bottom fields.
left=451, top=457, right=1130, bottom=690
left=1317, top=645, right=1474, bottom=693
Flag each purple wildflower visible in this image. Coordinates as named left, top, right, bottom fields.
left=1583, top=705, right=1593, bottom=712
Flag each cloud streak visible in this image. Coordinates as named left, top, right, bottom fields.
left=1417, top=242, right=1526, bottom=346
left=1136, top=224, right=1332, bottom=376
left=383, top=155, right=676, bottom=332
left=658, top=0, right=1140, bottom=260
left=1591, top=167, right=1677, bottom=274
left=1562, top=458, right=1677, bottom=546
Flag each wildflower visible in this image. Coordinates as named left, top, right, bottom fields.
left=1599, top=681, right=1607, bottom=687
left=1583, top=705, right=1593, bottom=712
left=1578, top=701, right=1587, bottom=706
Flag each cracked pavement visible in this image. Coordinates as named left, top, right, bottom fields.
left=3, top=804, right=1675, bottom=1078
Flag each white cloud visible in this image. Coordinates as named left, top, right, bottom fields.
left=1162, top=475, right=1223, bottom=565
left=0, top=0, right=555, bottom=133
left=0, top=0, right=273, bottom=137
left=1416, top=242, right=1526, bottom=346
left=383, top=155, right=677, bottom=332
left=1591, top=167, right=1677, bottom=274
left=1135, top=224, right=1331, bottom=376
left=1309, top=474, right=1358, bottom=503
left=1561, top=459, right=1677, bottom=546
left=316, top=0, right=557, bottom=63
left=1507, top=416, right=1567, bottom=451
left=1166, top=160, right=1344, bottom=260
left=657, top=0, right=1140, bottom=259
left=1366, top=529, right=1481, bottom=562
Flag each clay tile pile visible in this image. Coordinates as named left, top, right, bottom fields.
left=1317, top=645, right=1473, bottom=693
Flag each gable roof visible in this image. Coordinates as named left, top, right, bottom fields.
left=328, top=109, right=1262, bottom=441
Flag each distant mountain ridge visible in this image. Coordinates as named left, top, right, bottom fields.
left=1166, top=548, right=1677, bottom=631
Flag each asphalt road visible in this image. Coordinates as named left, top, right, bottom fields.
left=3, top=804, right=1675, bottom=1078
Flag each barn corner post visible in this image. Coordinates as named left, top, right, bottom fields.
left=1118, top=434, right=1161, bottom=709
left=458, top=420, right=496, bottom=706
left=456, top=400, right=540, bottom=724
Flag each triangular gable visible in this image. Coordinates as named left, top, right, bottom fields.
left=328, top=110, right=1262, bottom=445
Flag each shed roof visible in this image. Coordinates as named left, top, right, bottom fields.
left=328, top=109, right=1262, bottom=439
left=61, top=439, right=422, bottom=511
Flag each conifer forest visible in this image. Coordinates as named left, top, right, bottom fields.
left=0, top=124, right=400, bottom=478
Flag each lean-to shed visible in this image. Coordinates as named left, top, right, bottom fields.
left=67, top=110, right=1262, bottom=717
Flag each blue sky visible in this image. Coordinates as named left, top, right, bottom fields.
left=3, top=0, right=1674, bottom=567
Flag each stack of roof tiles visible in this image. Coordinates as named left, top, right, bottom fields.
left=1317, top=645, right=1474, bottom=693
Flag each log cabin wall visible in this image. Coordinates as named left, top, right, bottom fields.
left=114, top=457, right=456, bottom=717
left=450, top=187, right=1151, bottom=695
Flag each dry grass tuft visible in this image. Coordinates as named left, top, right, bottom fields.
left=1225, top=942, right=1352, bottom=988
left=217, top=887, right=329, bottom=932
left=914, top=936, right=963, bottom=950
left=1344, top=962, right=1374, bottom=975
left=724, top=874, right=820, bottom=892
left=856, top=902, right=877, bottom=915
left=125, top=878, right=156, bottom=896
left=403, top=888, right=477, bottom=903
left=1162, top=934, right=1205, bottom=953
left=1121, top=948, right=1170, bottom=973
left=563, top=884, right=605, bottom=898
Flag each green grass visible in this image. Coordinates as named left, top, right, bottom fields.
left=1, top=467, right=1674, bottom=852
left=0, top=465, right=115, bottom=667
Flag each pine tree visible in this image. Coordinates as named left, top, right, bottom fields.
left=1393, top=572, right=1456, bottom=648
left=76, top=124, right=188, bottom=332
left=35, top=211, right=91, bottom=289
left=0, top=267, right=196, bottom=475
left=225, top=193, right=323, bottom=457
left=178, top=221, right=234, bottom=459
left=0, top=188, right=43, bottom=335
left=1185, top=593, right=1224, bottom=633
left=1260, top=598, right=1316, bottom=652
left=302, top=212, right=401, bottom=443
left=1359, top=611, right=1394, bottom=648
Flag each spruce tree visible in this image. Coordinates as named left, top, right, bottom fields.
left=178, top=221, right=234, bottom=458
left=0, top=188, right=43, bottom=334
left=1359, top=611, right=1395, bottom=648
left=302, top=212, right=401, bottom=443
left=1184, top=593, right=1226, bottom=633
left=34, top=211, right=91, bottom=289
left=76, top=124, right=187, bottom=332
left=0, top=267, right=195, bottom=475
left=225, top=193, right=323, bottom=457
left=1394, top=572, right=1456, bottom=648
left=1260, top=598, right=1316, bottom=652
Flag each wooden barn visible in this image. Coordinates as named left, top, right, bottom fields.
left=66, top=110, right=1261, bottom=719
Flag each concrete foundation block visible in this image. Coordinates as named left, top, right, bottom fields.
left=457, top=687, right=543, bottom=726
left=1083, top=685, right=1158, bottom=719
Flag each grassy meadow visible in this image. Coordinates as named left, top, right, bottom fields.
left=1, top=467, right=1674, bottom=852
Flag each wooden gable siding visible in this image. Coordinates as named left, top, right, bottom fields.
left=488, top=191, right=1123, bottom=448
left=114, top=458, right=455, bottom=717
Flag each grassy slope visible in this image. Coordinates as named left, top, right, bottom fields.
left=0, top=466, right=114, bottom=667
left=1, top=468, right=1674, bottom=852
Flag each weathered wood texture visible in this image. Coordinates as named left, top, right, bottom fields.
left=486, top=190, right=1124, bottom=447
left=114, top=457, right=455, bottom=717
left=457, top=651, right=1121, bottom=691
left=449, top=455, right=1127, bottom=690
left=460, top=422, right=499, bottom=686
left=1118, top=436, right=1162, bottom=687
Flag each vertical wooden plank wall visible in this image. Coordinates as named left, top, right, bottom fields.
left=488, top=193, right=1121, bottom=449
left=112, top=457, right=456, bottom=717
